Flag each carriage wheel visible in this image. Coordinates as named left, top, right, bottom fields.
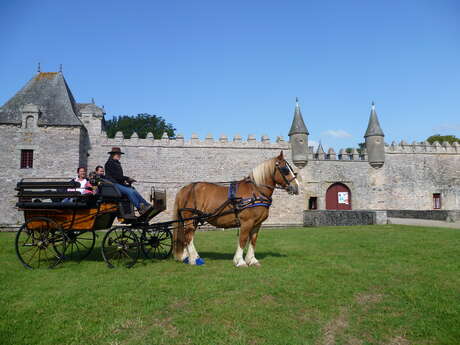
left=15, top=217, right=66, bottom=269
left=62, top=230, right=96, bottom=262
left=101, top=227, right=140, bottom=268
left=140, top=226, right=173, bottom=260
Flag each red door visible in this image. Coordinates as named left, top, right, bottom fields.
left=326, top=183, right=352, bottom=210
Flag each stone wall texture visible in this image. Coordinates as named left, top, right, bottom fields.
left=1, top=119, right=460, bottom=228
left=0, top=124, right=82, bottom=226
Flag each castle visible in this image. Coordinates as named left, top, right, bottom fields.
left=1, top=71, right=459, bottom=228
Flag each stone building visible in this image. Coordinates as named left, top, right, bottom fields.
left=1, top=70, right=459, bottom=228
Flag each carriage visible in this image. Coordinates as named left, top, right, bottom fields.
left=15, top=178, right=173, bottom=269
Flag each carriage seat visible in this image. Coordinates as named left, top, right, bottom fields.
left=16, top=201, right=90, bottom=210
left=97, top=182, right=136, bottom=219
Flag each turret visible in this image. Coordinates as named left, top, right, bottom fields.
left=288, top=98, right=309, bottom=168
left=364, top=102, right=385, bottom=168
left=78, top=99, right=106, bottom=137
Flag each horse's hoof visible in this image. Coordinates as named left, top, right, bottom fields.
left=195, top=258, right=205, bottom=266
left=183, top=257, right=189, bottom=264
left=249, top=261, right=261, bottom=267
left=235, top=262, right=248, bottom=268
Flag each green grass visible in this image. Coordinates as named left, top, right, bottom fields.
left=1, top=225, right=460, bottom=345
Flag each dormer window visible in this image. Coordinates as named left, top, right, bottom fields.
left=25, top=116, right=35, bottom=129
left=21, top=104, right=40, bottom=129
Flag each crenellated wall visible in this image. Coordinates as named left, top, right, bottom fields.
left=386, top=140, right=460, bottom=154
left=1, top=124, right=460, bottom=228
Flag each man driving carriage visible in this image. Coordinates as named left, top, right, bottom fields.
left=104, top=147, right=153, bottom=216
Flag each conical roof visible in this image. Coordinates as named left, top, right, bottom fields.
left=289, top=98, right=309, bottom=136
left=0, top=72, right=82, bottom=126
left=316, top=141, right=325, bottom=154
left=364, top=102, right=384, bottom=137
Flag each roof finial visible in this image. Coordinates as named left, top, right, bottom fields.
left=371, top=101, right=375, bottom=110
left=296, top=96, right=299, bottom=104
left=91, top=97, right=95, bottom=104
left=59, top=64, right=63, bottom=73
left=37, top=62, right=41, bottom=73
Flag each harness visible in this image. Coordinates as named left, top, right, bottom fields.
left=177, top=158, right=296, bottom=228
left=228, top=181, right=272, bottom=210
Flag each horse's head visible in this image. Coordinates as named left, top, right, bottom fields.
left=274, top=151, right=300, bottom=195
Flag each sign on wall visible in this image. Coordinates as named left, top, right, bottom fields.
left=338, top=192, right=349, bottom=204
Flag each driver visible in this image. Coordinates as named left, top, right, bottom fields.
left=104, top=147, right=153, bottom=216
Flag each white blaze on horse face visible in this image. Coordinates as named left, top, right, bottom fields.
left=287, top=162, right=301, bottom=188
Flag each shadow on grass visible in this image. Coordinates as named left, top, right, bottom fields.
left=60, top=243, right=287, bottom=266
left=63, top=245, right=172, bottom=266
left=199, top=251, right=287, bottom=261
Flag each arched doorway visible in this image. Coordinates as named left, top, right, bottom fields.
left=326, top=183, right=352, bottom=210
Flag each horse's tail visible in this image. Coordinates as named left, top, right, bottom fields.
left=173, top=190, right=186, bottom=261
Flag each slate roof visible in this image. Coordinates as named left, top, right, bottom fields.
left=364, top=102, right=384, bottom=137
left=288, top=98, right=309, bottom=136
left=76, top=102, right=104, bottom=116
left=0, top=72, right=83, bottom=126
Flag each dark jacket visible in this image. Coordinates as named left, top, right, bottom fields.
left=105, top=158, right=129, bottom=185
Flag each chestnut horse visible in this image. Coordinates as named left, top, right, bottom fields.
left=173, top=151, right=299, bottom=267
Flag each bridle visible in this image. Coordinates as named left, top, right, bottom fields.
left=249, top=159, right=298, bottom=193
left=275, top=160, right=298, bottom=188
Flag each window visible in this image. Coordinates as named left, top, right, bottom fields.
left=433, top=193, right=441, bottom=209
left=25, top=115, right=34, bottom=129
left=308, top=197, right=318, bottom=210
left=20, top=150, right=33, bottom=169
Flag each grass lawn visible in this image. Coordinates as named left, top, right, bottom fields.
left=1, top=225, right=459, bottom=345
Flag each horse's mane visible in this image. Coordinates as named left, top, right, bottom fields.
left=250, top=158, right=275, bottom=186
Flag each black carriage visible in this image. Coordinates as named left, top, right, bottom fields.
left=14, top=178, right=173, bottom=269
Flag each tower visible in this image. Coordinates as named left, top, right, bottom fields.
left=288, top=98, right=309, bottom=168
left=364, top=102, right=385, bottom=168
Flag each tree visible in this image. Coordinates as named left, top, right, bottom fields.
left=346, top=142, right=366, bottom=155
left=426, top=134, right=460, bottom=144
left=105, top=113, right=176, bottom=139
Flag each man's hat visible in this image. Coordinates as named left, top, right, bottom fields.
left=108, top=147, right=125, bottom=155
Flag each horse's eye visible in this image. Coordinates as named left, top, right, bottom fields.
left=279, top=166, right=290, bottom=175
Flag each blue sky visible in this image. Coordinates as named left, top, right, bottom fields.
left=1, top=0, right=459, bottom=150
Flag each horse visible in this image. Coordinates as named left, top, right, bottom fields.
left=172, top=151, right=300, bottom=267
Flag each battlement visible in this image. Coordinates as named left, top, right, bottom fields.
left=385, top=140, right=460, bottom=154
left=309, top=146, right=367, bottom=161
left=99, top=132, right=290, bottom=149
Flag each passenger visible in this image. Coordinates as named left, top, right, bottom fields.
left=63, top=167, right=94, bottom=203
left=72, top=167, right=94, bottom=195
left=95, top=165, right=105, bottom=178
left=104, top=147, right=153, bottom=216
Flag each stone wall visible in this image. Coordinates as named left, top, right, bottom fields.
left=303, top=210, right=388, bottom=227
left=1, top=123, right=460, bottom=229
left=387, top=210, right=460, bottom=221
left=384, top=143, right=460, bottom=211
left=86, top=133, right=304, bottom=226
left=0, top=124, right=82, bottom=227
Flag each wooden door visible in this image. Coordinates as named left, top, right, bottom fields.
left=326, top=183, right=352, bottom=210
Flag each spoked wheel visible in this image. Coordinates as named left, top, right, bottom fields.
left=101, top=227, right=140, bottom=268
left=141, top=226, right=173, bottom=260
left=63, top=230, right=96, bottom=262
left=15, top=217, right=66, bottom=269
